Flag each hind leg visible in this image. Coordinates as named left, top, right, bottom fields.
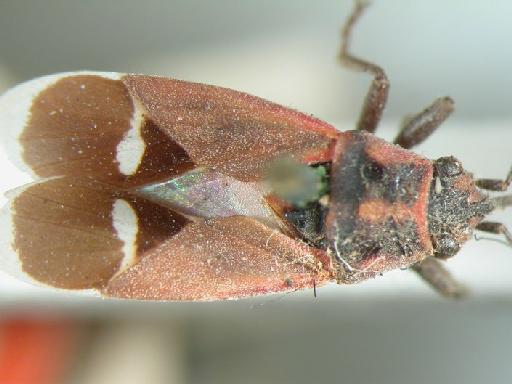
left=412, top=257, right=467, bottom=299
left=340, top=1, right=389, bottom=133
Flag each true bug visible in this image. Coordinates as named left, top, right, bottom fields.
left=0, top=2, right=510, bottom=300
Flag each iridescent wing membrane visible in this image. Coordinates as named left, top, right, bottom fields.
left=0, top=72, right=338, bottom=300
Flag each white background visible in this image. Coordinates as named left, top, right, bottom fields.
left=0, top=2, right=511, bottom=384
left=0, top=0, right=511, bottom=300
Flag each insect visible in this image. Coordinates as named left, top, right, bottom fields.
left=0, top=2, right=510, bottom=300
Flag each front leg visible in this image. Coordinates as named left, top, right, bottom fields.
left=476, top=221, right=512, bottom=245
left=476, top=167, right=512, bottom=191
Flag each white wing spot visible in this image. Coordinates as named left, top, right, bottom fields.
left=112, top=199, right=139, bottom=274
left=0, top=186, right=35, bottom=283
left=116, top=99, right=145, bottom=175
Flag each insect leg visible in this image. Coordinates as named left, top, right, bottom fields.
left=475, top=167, right=512, bottom=191
left=475, top=221, right=512, bottom=246
left=339, top=1, right=390, bottom=133
left=491, top=194, right=512, bottom=210
left=411, top=257, right=467, bottom=298
left=393, top=97, right=454, bottom=149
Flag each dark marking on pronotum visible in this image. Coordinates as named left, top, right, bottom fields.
left=323, top=130, right=435, bottom=283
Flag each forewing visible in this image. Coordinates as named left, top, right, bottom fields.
left=0, top=72, right=195, bottom=186
left=122, top=75, right=339, bottom=181
left=0, top=72, right=336, bottom=298
left=105, top=216, right=333, bottom=301
left=1, top=177, right=189, bottom=289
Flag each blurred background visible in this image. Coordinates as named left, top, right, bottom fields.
left=1, top=1, right=512, bottom=383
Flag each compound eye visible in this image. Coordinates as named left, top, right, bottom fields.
left=436, top=156, right=463, bottom=178
left=435, top=234, right=460, bottom=259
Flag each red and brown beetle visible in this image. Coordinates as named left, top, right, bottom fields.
left=0, top=2, right=510, bottom=300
